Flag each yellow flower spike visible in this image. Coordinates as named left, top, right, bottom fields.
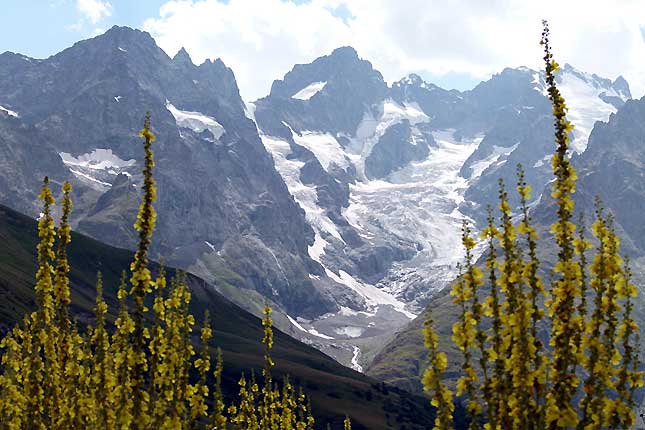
left=423, top=310, right=454, bottom=430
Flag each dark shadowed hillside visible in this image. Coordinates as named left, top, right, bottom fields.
left=0, top=202, right=454, bottom=430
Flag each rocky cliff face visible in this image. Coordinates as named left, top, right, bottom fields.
left=543, top=96, right=645, bottom=258
left=0, top=112, right=73, bottom=216
left=0, top=26, right=335, bottom=318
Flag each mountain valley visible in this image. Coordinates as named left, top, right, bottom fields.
left=0, top=26, right=641, bottom=379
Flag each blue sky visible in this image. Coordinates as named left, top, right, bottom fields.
left=0, top=0, right=347, bottom=59
left=2, top=1, right=645, bottom=100
left=0, top=1, right=168, bottom=58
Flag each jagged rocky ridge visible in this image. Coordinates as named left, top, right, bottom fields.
left=0, top=26, right=338, bottom=319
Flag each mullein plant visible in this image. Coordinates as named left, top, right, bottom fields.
left=423, top=20, right=644, bottom=430
left=227, top=305, right=317, bottom=430
left=0, top=114, right=352, bottom=429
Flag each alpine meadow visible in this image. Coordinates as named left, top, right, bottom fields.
left=0, top=6, right=644, bottom=430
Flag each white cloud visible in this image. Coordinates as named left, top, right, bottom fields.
left=143, top=0, right=645, bottom=100
left=77, top=0, right=113, bottom=24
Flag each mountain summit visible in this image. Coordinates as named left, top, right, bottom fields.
left=0, top=26, right=335, bottom=319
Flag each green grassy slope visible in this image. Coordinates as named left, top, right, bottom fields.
left=0, top=203, right=443, bottom=430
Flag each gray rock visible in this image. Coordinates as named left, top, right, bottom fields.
left=365, top=121, right=431, bottom=179
left=0, top=26, right=333, bottom=318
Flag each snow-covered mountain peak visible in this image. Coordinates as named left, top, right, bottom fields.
left=557, top=64, right=631, bottom=100
left=249, top=46, right=639, bottom=369
left=265, top=46, right=386, bottom=103
left=393, top=73, right=440, bottom=92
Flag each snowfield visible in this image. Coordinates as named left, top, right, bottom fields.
left=290, top=129, right=350, bottom=172
left=291, top=81, right=327, bottom=100
left=262, top=133, right=415, bottom=321
left=349, top=100, right=430, bottom=178
left=261, top=135, right=343, bottom=247
left=0, top=105, right=19, bottom=117
left=60, top=149, right=137, bottom=190
left=346, top=130, right=484, bottom=304
left=558, top=72, right=620, bottom=153
left=536, top=67, right=628, bottom=154
left=166, top=102, right=225, bottom=140
left=468, top=143, right=519, bottom=179
left=60, top=149, right=136, bottom=170
left=263, top=123, right=480, bottom=367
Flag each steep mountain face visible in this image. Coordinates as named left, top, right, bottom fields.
left=255, top=46, right=389, bottom=137
left=0, top=112, right=74, bottom=216
left=252, top=47, right=628, bottom=370
left=461, top=65, right=631, bottom=222
left=0, top=26, right=334, bottom=318
left=540, top=95, right=645, bottom=258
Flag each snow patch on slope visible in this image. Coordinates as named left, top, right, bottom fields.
left=60, top=149, right=136, bottom=190
left=166, top=102, right=225, bottom=140
left=0, top=105, right=19, bottom=117
left=557, top=70, right=627, bottom=153
left=60, top=149, right=135, bottom=170
left=351, top=346, right=363, bottom=372
left=349, top=100, right=430, bottom=178
left=291, top=130, right=350, bottom=172
left=291, top=81, right=327, bottom=100
left=469, top=143, right=519, bottom=179
left=286, top=314, right=336, bottom=340
left=324, top=268, right=416, bottom=319
left=286, top=314, right=308, bottom=333
left=244, top=101, right=257, bottom=122
left=308, top=234, right=328, bottom=263
left=260, top=135, right=343, bottom=258
left=335, top=326, right=364, bottom=338
left=308, top=328, right=335, bottom=339
left=68, top=169, right=112, bottom=188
